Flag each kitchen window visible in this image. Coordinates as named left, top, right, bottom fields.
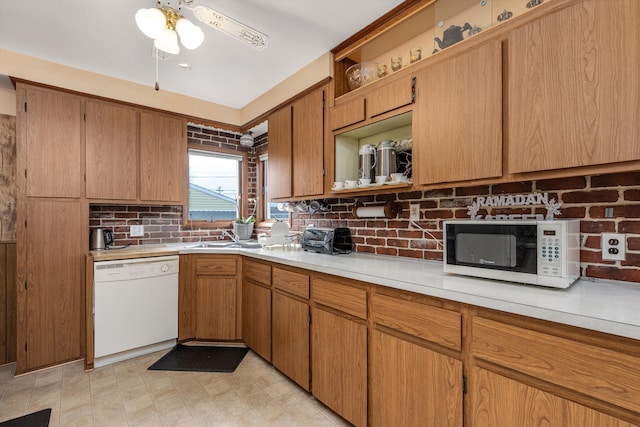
left=258, top=153, right=289, bottom=221
left=187, top=147, right=248, bottom=225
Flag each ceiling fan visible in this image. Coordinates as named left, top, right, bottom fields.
left=136, top=0, right=269, bottom=53
left=186, top=2, right=269, bottom=51
left=135, top=0, right=269, bottom=90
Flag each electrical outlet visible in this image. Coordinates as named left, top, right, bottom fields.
left=130, top=225, right=144, bottom=237
left=409, top=204, right=420, bottom=222
left=602, top=233, right=625, bottom=261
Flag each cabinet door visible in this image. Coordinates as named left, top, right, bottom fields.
left=85, top=100, right=138, bottom=200
left=139, top=111, right=185, bottom=203
left=413, top=40, right=502, bottom=185
left=195, top=277, right=236, bottom=340
left=367, top=74, right=414, bottom=118
left=292, top=88, right=325, bottom=197
left=23, top=199, right=84, bottom=371
left=267, top=106, right=292, bottom=199
left=508, top=0, right=640, bottom=173
left=178, top=255, right=196, bottom=340
left=472, top=367, right=637, bottom=427
left=242, top=280, right=271, bottom=362
left=311, top=306, right=367, bottom=427
left=272, top=291, right=309, bottom=390
left=23, top=86, right=83, bottom=198
left=370, top=329, right=463, bottom=427
left=330, top=96, right=366, bottom=131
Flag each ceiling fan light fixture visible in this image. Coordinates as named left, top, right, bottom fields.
left=154, top=28, right=180, bottom=54
left=135, top=7, right=166, bottom=39
left=176, top=18, right=204, bottom=49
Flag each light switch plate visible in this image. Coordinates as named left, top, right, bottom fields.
left=130, top=225, right=144, bottom=237
left=602, top=233, right=625, bottom=261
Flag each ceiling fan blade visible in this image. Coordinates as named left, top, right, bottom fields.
left=190, top=5, right=269, bottom=50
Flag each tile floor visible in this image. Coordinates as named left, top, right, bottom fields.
left=0, top=348, right=349, bottom=426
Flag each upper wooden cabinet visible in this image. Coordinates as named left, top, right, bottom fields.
left=508, top=0, right=640, bottom=174
left=330, top=74, right=415, bottom=131
left=20, top=85, right=83, bottom=198
left=267, top=105, right=292, bottom=199
left=413, top=39, right=502, bottom=185
left=292, top=88, right=325, bottom=197
left=268, top=85, right=326, bottom=200
left=85, top=100, right=138, bottom=200
left=139, top=111, right=185, bottom=203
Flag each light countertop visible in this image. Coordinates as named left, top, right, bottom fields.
left=90, top=244, right=640, bottom=341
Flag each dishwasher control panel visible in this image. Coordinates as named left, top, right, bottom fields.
left=94, top=255, right=179, bottom=282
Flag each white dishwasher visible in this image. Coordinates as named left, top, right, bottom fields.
left=93, top=255, right=179, bottom=368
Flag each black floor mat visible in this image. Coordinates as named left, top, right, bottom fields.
left=0, top=408, right=51, bottom=427
left=148, top=344, right=249, bottom=373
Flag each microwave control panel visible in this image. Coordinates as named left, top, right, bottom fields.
left=538, top=223, right=564, bottom=276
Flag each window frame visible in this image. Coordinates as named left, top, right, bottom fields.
left=257, top=149, right=290, bottom=226
left=183, top=144, right=249, bottom=229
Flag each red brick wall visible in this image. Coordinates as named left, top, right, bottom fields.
left=290, top=172, right=640, bottom=283
left=90, top=125, right=640, bottom=284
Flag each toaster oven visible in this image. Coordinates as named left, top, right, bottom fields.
left=301, top=227, right=353, bottom=255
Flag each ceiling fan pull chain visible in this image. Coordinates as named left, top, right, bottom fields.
left=155, top=51, right=160, bottom=91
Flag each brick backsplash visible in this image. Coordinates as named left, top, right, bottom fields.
left=290, top=172, right=640, bottom=284
left=89, top=123, right=640, bottom=284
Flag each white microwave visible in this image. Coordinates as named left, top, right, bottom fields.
left=443, top=219, right=581, bottom=288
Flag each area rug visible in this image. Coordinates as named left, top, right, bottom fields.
left=148, top=344, right=249, bottom=373
left=0, top=408, right=51, bottom=427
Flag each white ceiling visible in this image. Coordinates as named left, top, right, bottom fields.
left=0, top=0, right=404, bottom=111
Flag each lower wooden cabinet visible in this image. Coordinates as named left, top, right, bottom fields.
left=196, top=276, right=237, bottom=340
left=311, top=306, right=367, bottom=427
left=272, top=290, right=310, bottom=390
left=472, top=367, right=637, bottom=427
left=369, top=289, right=463, bottom=427
left=184, top=257, right=640, bottom=427
left=271, top=266, right=310, bottom=390
left=18, top=198, right=85, bottom=373
left=242, top=260, right=271, bottom=361
left=310, top=275, right=368, bottom=427
left=179, top=255, right=240, bottom=341
left=370, top=329, right=463, bottom=427
left=471, top=311, right=640, bottom=426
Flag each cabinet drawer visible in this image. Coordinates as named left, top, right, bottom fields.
left=367, top=75, right=414, bottom=118
left=472, top=316, right=640, bottom=414
left=330, top=97, right=366, bottom=130
left=244, top=259, right=271, bottom=287
left=195, top=256, right=237, bottom=276
left=371, top=293, right=461, bottom=351
left=312, top=277, right=367, bottom=320
left=272, top=267, right=309, bottom=299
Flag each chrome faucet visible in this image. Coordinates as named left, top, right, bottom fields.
left=221, top=229, right=238, bottom=243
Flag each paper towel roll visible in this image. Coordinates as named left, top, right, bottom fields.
left=354, top=206, right=386, bottom=218
left=352, top=200, right=400, bottom=218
